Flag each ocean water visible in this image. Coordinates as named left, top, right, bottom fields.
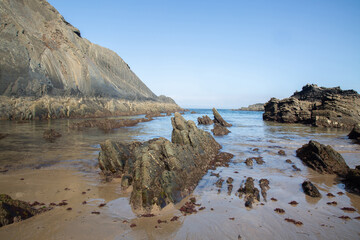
left=0, top=109, right=360, bottom=239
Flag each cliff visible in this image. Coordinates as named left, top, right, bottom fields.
left=233, top=103, right=264, bottom=111
left=263, top=84, right=360, bottom=129
left=0, top=0, right=181, bottom=120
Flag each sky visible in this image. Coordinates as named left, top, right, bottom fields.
left=48, top=0, right=360, bottom=109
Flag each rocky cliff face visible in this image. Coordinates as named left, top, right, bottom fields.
left=263, top=84, right=360, bottom=129
left=235, top=103, right=264, bottom=111
left=0, top=0, right=181, bottom=119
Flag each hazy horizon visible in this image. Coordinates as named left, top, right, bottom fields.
left=48, top=0, right=360, bottom=109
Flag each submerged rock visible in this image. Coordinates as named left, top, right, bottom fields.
left=296, top=140, right=349, bottom=175
left=197, top=115, right=213, bottom=125
left=348, top=123, right=360, bottom=142
left=0, top=194, right=38, bottom=227
left=212, top=108, right=232, bottom=127
left=211, top=123, right=230, bottom=136
left=302, top=181, right=321, bottom=198
left=43, top=129, right=61, bottom=142
left=70, top=118, right=152, bottom=132
left=263, top=84, right=360, bottom=129
left=98, top=113, right=232, bottom=213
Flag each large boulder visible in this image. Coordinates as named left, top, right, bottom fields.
left=98, top=113, right=230, bottom=213
left=0, top=194, right=38, bottom=227
left=211, top=124, right=230, bottom=136
left=263, top=84, right=360, bottom=129
left=348, top=123, right=360, bottom=142
left=212, top=108, right=232, bottom=127
left=296, top=140, right=349, bottom=175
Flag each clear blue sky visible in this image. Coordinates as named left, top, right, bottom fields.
left=48, top=0, right=360, bottom=109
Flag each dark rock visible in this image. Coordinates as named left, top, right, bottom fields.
left=302, top=181, right=321, bottom=197
left=212, top=108, right=232, bottom=127
left=245, top=158, right=253, bottom=167
left=237, top=177, right=260, bottom=208
left=278, top=150, right=286, bottom=156
left=263, top=84, right=360, bottom=129
left=197, top=115, right=214, bottom=125
left=296, top=140, right=349, bottom=175
left=43, top=129, right=61, bottom=142
left=348, top=123, right=360, bottom=142
left=226, top=177, right=234, bottom=184
left=190, top=111, right=197, bottom=114
left=0, top=194, right=39, bottom=227
left=285, top=159, right=293, bottom=164
left=245, top=157, right=264, bottom=166
left=211, top=123, right=230, bottom=136
left=259, top=179, right=270, bottom=201
left=99, top=112, right=225, bottom=213
left=292, top=165, right=301, bottom=171
left=215, top=178, right=224, bottom=189
left=343, top=167, right=360, bottom=194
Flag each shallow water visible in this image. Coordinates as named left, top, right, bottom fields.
left=0, top=110, right=359, bottom=239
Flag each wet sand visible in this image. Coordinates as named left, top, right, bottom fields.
left=0, top=110, right=360, bottom=239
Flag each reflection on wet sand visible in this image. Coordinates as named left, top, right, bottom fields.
left=0, top=110, right=359, bottom=239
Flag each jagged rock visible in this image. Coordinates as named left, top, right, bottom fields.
left=211, top=123, right=230, bottom=136
left=302, top=181, right=321, bottom=197
left=0, top=194, right=38, bottom=227
left=237, top=177, right=260, bottom=208
left=296, top=140, right=349, bottom=175
left=263, top=84, right=360, bottom=129
left=98, top=113, right=233, bottom=213
left=212, top=108, right=232, bottom=127
left=43, top=129, right=61, bottom=142
left=0, top=0, right=181, bottom=120
left=197, top=115, right=213, bottom=125
left=233, top=103, right=265, bottom=111
left=259, top=179, right=270, bottom=201
left=348, top=123, right=360, bottom=142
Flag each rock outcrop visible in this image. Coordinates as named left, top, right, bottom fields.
left=263, top=84, right=360, bottom=129
left=296, top=140, right=349, bottom=175
left=0, top=0, right=181, bottom=120
left=212, top=108, right=232, bottom=127
left=296, top=140, right=360, bottom=194
left=302, top=181, right=321, bottom=198
left=348, top=123, right=360, bottom=143
left=98, top=113, right=232, bottom=213
left=197, top=115, right=213, bottom=125
left=211, top=124, right=230, bottom=136
left=0, top=194, right=38, bottom=227
left=234, top=103, right=264, bottom=111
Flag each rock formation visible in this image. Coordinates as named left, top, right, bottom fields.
left=263, top=84, right=360, bottom=129
left=302, top=181, right=321, bottom=198
left=233, top=103, right=264, bottom=111
left=212, top=108, right=232, bottom=127
left=348, top=123, right=360, bottom=143
left=237, top=177, right=260, bottom=208
left=0, top=0, right=181, bottom=120
left=211, top=124, right=230, bottom=136
left=0, top=194, right=38, bottom=227
left=197, top=115, right=213, bottom=125
left=296, top=140, right=349, bottom=175
left=296, top=140, right=360, bottom=194
left=98, top=113, right=232, bottom=213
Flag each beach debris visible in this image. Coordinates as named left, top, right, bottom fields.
left=141, top=213, right=155, bottom=218
left=302, top=181, right=321, bottom=197
left=285, top=159, right=293, bottom=164
left=270, top=197, right=278, bottom=202
left=341, top=207, right=356, bottom=212
left=259, top=179, right=270, bottom=201
left=130, top=223, right=137, bottom=228
left=91, top=211, right=100, bottom=215
left=327, top=201, right=337, bottom=206
left=284, top=218, right=303, bottom=226
left=170, top=216, right=179, bottom=221
left=292, top=165, right=301, bottom=171
left=338, top=216, right=351, bottom=220
left=82, top=201, right=87, bottom=205
left=245, top=158, right=253, bottom=167
left=210, top=172, right=220, bottom=178
left=327, top=193, right=335, bottom=198
left=237, top=177, right=260, bottom=208
left=278, top=150, right=286, bottom=156
left=157, top=219, right=167, bottom=224
left=66, top=207, right=72, bottom=211
left=229, top=217, right=235, bottom=220
left=98, top=203, right=106, bottom=207
left=274, top=208, right=285, bottom=214
left=289, top=201, right=298, bottom=206
left=337, top=192, right=344, bottom=195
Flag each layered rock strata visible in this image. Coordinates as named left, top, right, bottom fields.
left=0, top=0, right=181, bottom=120
left=98, top=113, right=232, bottom=213
left=263, top=84, right=360, bottom=129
